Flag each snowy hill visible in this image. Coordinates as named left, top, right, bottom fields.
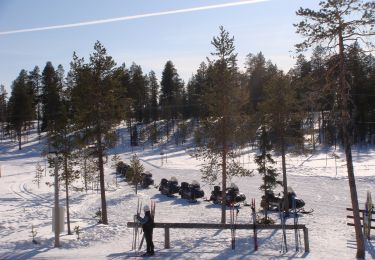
left=0, top=126, right=374, bottom=259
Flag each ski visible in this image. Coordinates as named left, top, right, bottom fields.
left=230, top=203, right=235, bottom=250
left=133, top=199, right=142, bottom=255
left=251, top=199, right=258, bottom=251
left=292, top=195, right=301, bottom=252
left=132, top=199, right=139, bottom=250
left=368, top=192, right=373, bottom=240
left=279, top=204, right=288, bottom=253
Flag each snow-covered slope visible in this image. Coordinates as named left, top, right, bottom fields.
left=0, top=128, right=374, bottom=259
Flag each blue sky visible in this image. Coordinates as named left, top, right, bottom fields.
left=0, top=0, right=318, bottom=93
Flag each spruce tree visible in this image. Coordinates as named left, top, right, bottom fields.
left=41, top=62, right=62, bottom=132
left=255, top=125, right=278, bottom=221
left=148, top=71, right=159, bottom=122
left=128, top=63, right=148, bottom=123
left=160, top=61, right=184, bottom=136
left=8, top=70, right=34, bottom=149
left=28, top=67, right=41, bottom=139
left=0, top=85, right=7, bottom=140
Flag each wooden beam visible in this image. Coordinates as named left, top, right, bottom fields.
left=346, top=208, right=375, bottom=214
left=127, top=222, right=305, bottom=230
left=127, top=222, right=309, bottom=252
left=347, top=223, right=375, bottom=229
left=346, top=215, right=375, bottom=222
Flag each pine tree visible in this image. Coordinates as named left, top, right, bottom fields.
left=70, top=41, right=127, bottom=224
left=195, top=27, right=252, bottom=223
left=295, top=1, right=375, bottom=256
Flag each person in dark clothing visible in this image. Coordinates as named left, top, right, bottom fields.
left=137, top=205, right=154, bottom=256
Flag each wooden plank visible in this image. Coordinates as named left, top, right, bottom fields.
left=346, top=208, right=375, bottom=214
left=347, top=223, right=375, bottom=229
left=165, top=228, right=170, bottom=249
left=346, top=215, right=375, bottom=222
left=127, top=222, right=305, bottom=230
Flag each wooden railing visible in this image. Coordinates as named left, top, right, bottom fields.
left=127, top=222, right=309, bottom=252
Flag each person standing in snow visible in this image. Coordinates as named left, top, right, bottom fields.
left=137, top=205, right=154, bottom=256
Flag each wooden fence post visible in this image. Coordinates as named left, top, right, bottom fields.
left=165, top=227, right=170, bottom=249
left=303, top=227, right=309, bottom=252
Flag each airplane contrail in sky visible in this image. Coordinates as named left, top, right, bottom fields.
left=0, top=0, right=268, bottom=35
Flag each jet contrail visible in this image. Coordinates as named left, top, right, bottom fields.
left=0, top=0, right=268, bottom=35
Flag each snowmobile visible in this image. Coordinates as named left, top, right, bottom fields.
left=179, top=180, right=205, bottom=201
left=260, top=187, right=305, bottom=210
left=209, top=183, right=246, bottom=205
left=116, top=161, right=130, bottom=178
left=159, top=177, right=180, bottom=196
left=140, top=171, right=154, bottom=188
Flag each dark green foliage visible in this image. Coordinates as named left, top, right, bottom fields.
left=245, top=52, right=277, bottom=112
left=160, top=60, right=184, bottom=123
left=148, top=71, right=159, bottom=122
left=28, top=66, right=42, bottom=138
left=41, top=62, right=64, bottom=132
left=128, top=63, right=149, bottom=123
left=187, top=62, right=209, bottom=119
left=7, top=70, right=35, bottom=149
left=0, top=85, right=7, bottom=138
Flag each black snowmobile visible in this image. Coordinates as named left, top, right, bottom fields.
left=179, top=180, right=205, bottom=201
left=209, top=183, right=246, bottom=205
left=116, top=161, right=130, bottom=178
left=140, top=171, right=154, bottom=188
left=260, top=187, right=305, bottom=210
left=159, top=177, right=180, bottom=196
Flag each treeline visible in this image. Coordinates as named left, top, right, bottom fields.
left=1, top=43, right=374, bottom=150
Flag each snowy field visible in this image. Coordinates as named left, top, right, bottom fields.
left=0, top=128, right=375, bottom=259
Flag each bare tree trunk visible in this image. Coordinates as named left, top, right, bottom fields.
left=281, top=136, right=289, bottom=215
left=64, top=156, right=71, bottom=235
left=97, top=131, right=108, bottom=224
left=17, top=130, right=22, bottom=150
left=221, top=148, right=227, bottom=224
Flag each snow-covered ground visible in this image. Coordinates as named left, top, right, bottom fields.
left=0, top=127, right=374, bottom=259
